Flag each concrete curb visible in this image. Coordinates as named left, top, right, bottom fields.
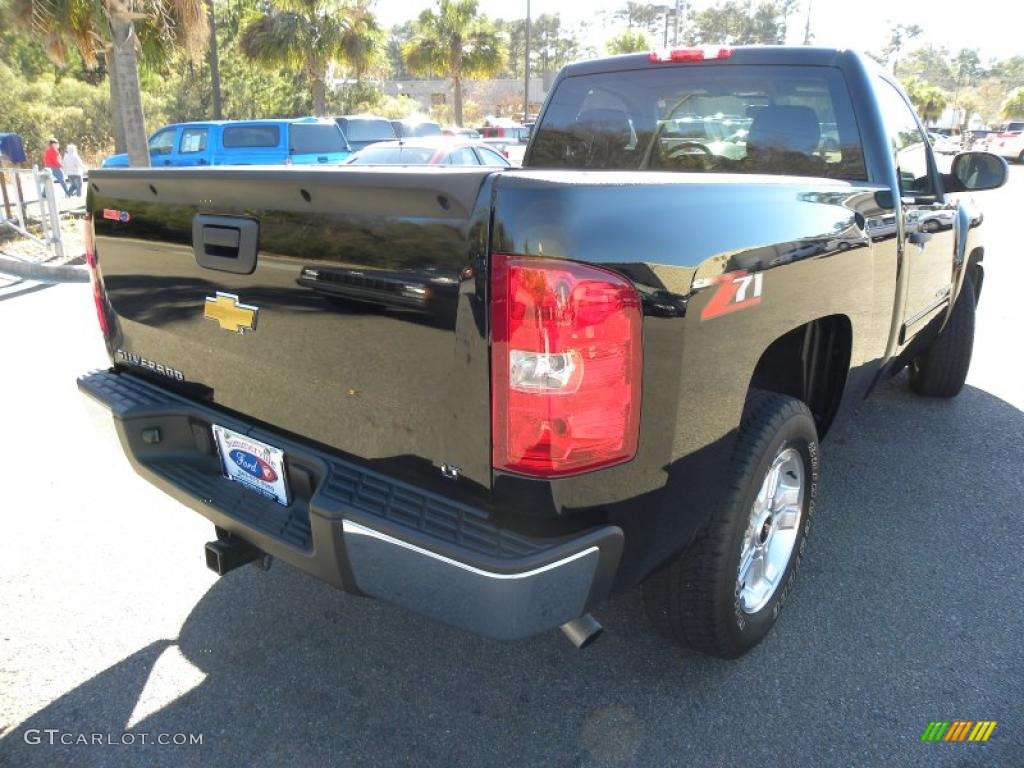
left=0, top=256, right=89, bottom=283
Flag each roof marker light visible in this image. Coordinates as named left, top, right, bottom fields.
left=649, top=46, right=733, bottom=63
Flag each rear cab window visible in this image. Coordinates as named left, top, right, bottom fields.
left=289, top=124, right=348, bottom=154
left=222, top=125, right=281, bottom=148
left=529, top=64, right=866, bottom=179
left=338, top=119, right=397, bottom=143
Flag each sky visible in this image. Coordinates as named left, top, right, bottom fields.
left=374, top=0, right=1024, bottom=64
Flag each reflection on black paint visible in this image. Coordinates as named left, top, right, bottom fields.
left=296, top=265, right=460, bottom=328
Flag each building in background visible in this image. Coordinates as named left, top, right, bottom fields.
left=373, top=78, right=549, bottom=122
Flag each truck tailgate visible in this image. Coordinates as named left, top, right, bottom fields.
left=88, top=166, right=495, bottom=488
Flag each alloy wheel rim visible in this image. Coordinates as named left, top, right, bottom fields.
left=736, top=446, right=805, bottom=614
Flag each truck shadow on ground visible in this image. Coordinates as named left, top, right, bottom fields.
left=3, top=376, right=1023, bottom=768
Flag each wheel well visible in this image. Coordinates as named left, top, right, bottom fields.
left=748, top=315, right=852, bottom=438
left=966, top=248, right=984, bottom=303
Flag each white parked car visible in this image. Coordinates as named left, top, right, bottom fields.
left=928, top=132, right=961, bottom=155
left=343, top=136, right=512, bottom=167
left=987, top=121, right=1024, bottom=163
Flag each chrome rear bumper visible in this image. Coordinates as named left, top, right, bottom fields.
left=343, top=520, right=604, bottom=639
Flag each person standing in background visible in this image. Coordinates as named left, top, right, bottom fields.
left=42, top=138, right=70, bottom=195
left=63, top=143, right=85, bottom=197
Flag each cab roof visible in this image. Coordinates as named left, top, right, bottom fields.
left=161, top=117, right=336, bottom=129
left=559, top=46, right=862, bottom=79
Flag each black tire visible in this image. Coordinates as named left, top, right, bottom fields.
left=908, top=274, right=976, bottom=398
left=643, top=391, right=819, bottom=658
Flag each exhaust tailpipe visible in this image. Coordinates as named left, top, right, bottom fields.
left=560, top=614, right=603, bottom=649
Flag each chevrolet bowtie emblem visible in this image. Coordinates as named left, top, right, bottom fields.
left=204, top=292, right=258, bottom=334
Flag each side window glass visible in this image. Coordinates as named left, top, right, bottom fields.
left=476, top=147, right=509, bottom=166
left=446, top=147, right=479, bottom=165
left=877, top=81, right=933, bottom=195
left=148, top=129, right=177, bottom=156
left=179, top=128, right=208, bottom=154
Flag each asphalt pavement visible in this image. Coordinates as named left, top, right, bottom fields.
left=0, top=168, right=1021, bottom=768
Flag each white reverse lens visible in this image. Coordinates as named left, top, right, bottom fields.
left=509, top=349, right=582, bottom=393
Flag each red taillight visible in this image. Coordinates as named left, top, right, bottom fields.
left=84, top=214, right=110, bottom=338
left=649, top=46, right=732, bottom=63
left=490, top=254, right=642, bottom=477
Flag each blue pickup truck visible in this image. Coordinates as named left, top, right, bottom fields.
left=102, top=117, right=351, bottom=167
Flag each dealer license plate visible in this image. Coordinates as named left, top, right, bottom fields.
left=212, top=425, right=290, bottom=506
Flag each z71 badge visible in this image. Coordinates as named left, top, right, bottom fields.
left=699, top=270, right=764, bottom=321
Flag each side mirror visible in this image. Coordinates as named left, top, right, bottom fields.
left=951, top=151, right=1008, bottom=191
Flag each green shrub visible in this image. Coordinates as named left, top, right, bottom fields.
left=369, top=93, right=419, bottom=119
left=0, top=61, right=114, bottom=166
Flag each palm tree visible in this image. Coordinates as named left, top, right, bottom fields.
left=1003, top=88, right=1024, bottom=119
left=339, top=0, right=383, bottom=84
left=402, top=0, right=506, bottom=127
left=605, top=29, right=648, bottom=55
left=902, top=78, right=949, bottom=124
left=6, top=0, right=208, bottom=166
left=239, top=0, right=382, bottom=117
left=207, top=0, right=223, bottom=119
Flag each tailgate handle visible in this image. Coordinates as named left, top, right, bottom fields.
left=193, top=215, right=258, bottom=275
left=203, top=226, right=240, bottom=251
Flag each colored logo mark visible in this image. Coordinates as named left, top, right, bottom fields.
left=699, top=270, right=764, bottom=321
left=229, top=449, right=278, bottom=483
left=920, top=721, right=996, bottom=742
left=203, top=292, right=259, bottom=334
left=101, top=208, right=131, bottom=222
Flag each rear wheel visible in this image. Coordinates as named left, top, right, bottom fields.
left=643, top=391, right=818, bottom=658
left=908, top=274, right=975, bottom=398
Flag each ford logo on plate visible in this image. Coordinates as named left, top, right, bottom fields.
left=229, top=449, right=278, bottom=482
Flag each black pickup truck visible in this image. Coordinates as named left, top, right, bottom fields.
left=80, top=47, right=1007, bottom=658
